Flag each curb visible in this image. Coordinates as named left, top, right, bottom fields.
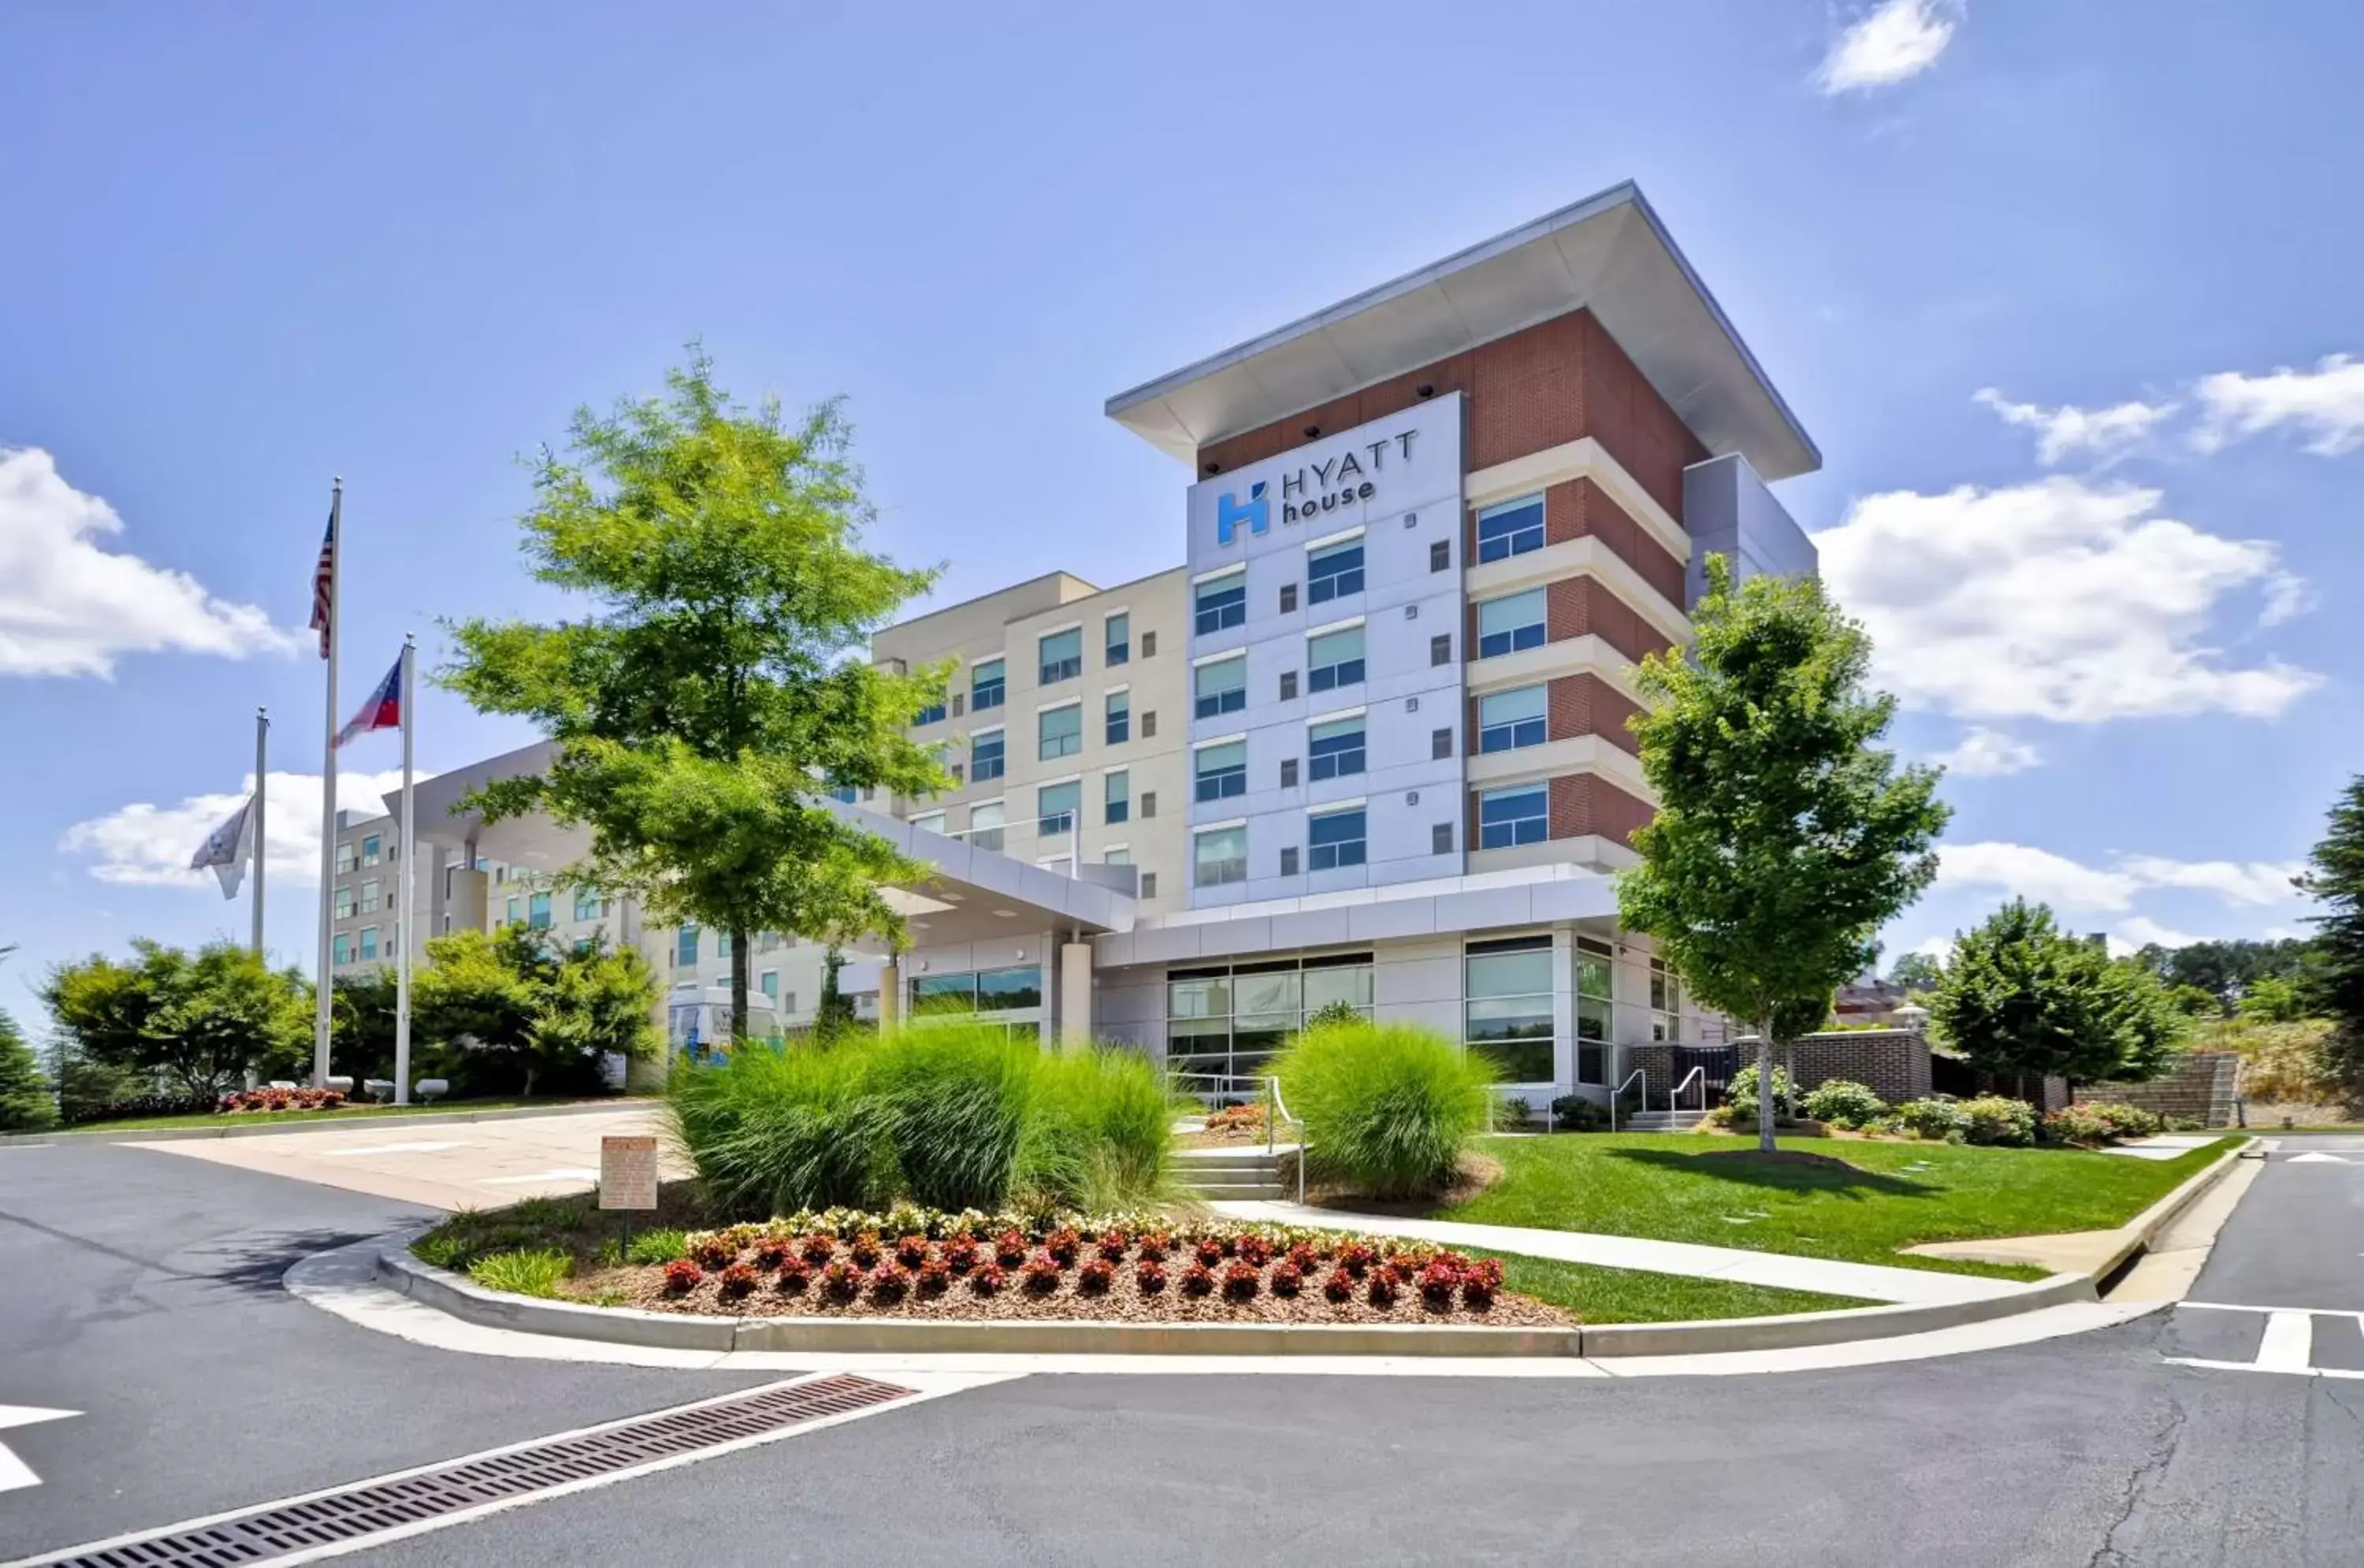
left=0, top=1098, right=656, bottom=1149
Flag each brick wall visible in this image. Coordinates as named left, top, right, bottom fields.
left=1768, top=1031, right=1934, bottom=1107
left=1547, top=773, right=1653, bottom=848
left=1541, top=476, right=1687, bottom=606
left=1546, top=576, right=1674, bottom=664
left=1545, top=672, right=1644, bottom=756
left=2076, top=1053, right=2239, bottom=1127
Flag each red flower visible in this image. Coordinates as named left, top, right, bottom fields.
left=1338, top=1242, right=1376, bottom=1278
left=895, top=1235, right=931, bottom=1270
left=661, top=1259, right=703, bottom=1296
left=1321, top=1267, right=1355, bottom=1304
left=1221, top=1260, right=1261, bottom=1302
left=1285, top=1243, right=1320, bottom=1274
left=1270, top=1262, right=1304, bottom=1298
left=1045, top=1228, right=1081, bottom=1266
left=969, top=1262, right=1007, bottom=1297
left=1365, top=1271, right=1401, bottom=1309
left=690, top=1235, right=736, bottom=1270
left=1020, top=1251, right=1063, bottom=1295
left=848, top=1232, right=883, bottom=1269
left=869, top=1262, right=912, bottom=1305
left=994, top=1229, right=1028, bottom=1269
left=752, top=1239, right=789, bottom=1272
left=916, top=1259, right=952, bottom=1296
left=1418, top=1258, right=1463, bottom=1310
left=943, top=1236, right=979, bottom=1275
left=1462, top=1257, right=1504, bottom=1310
left=801, top=1234, right=837, bottom=1267
left=1235, top=1232, right=1273, bottom=1267
left=719, top=1262, right=759, bottom=1300
left=1194, top=1237, right=1225, bottom=1269
left=820, top=1260, right=862, bottom=1303
left=1137, top=1232, right=1170, bottom=1264
left=1077, top=1258, right=1115, bottom=1295
left=1097, top=1230, right=1131, bottom=1261
left=776, top=1261, right=812, bottom=1295
left=1180, top=1262, right=1216, bottom=1297
left=1136, top=1259, right=1169, bottom=1295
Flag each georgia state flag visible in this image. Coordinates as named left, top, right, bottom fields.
left=335, top=654, right=403, bottom=749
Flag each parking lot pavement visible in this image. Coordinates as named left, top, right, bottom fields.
left=132, top=1105, right=686, bottom=1209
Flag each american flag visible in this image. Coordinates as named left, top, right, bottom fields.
left=308, top=511, right=335, bottom=659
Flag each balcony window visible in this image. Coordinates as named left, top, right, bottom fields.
left=1307, top=806, right=1367, bottom=871
left=972, top=659, right=1006, bottom=711
left=972, top=727, right=1005, bottom=782
left=1037, top=779, right=1080, bottom=838
left=970, top=801, right=1005, bottom=853
left=1039, top=703, right=1082, bottom=760
left=1478, top=784, right=1549, bottom=849
left=1106, top=688, right=1130, bottom=745
left=1195, top=740, right=1247, bottom=803
left=1106, top=768, right=1130, bottom=824
left=1477, top=589, right=1547, bottom=659
left=1307, top=715, right=1366, bottom=781
left=1195, top=573, right=1247, bottom=635
left=1307, top=539, right=1365, bottom=604
left=1193, top=825, right=1247, bottom=888
left=1106, top=612, right=1130, bottom=667
left=1478, top=685, right=1548, bottom=752
left=1307, top=625, right=1365, bottom=693
left=1476, top=493, right=1545, bottom=563
left=1195, top=656, right=1246, bottom=719
left=1039, top=628, right=1082, bottom=686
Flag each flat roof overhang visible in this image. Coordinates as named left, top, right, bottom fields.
left=1105, top=180, right=1819, bottom=481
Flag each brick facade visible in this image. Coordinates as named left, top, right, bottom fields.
left=1542, top=476, right=1686, bottom=607
left=1545, top=672, right=1644, bottom=755
left=1771, top=1031, right=1934, bottom=1109
left=2076, top=1053, right=2239, bottom=1127
left=1545, top=575, right=1674, bottom=665
left=1547, top=773, right=1653, bottom=847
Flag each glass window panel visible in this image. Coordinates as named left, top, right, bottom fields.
left=1464, top=996, right=1553, bottom=1042
left=977, top=965, right=1043, bottom=1012
left=969, top=801, right=1005, bottom=853
left=1106, top=612, right=1129, bottom=664
left=1307, top=541, right=1366, bottom=604
left=1039, top=628, right=1082, bottom=684
left=972, top=659, right=1005, bottom=710
left=1476, top=494, right=1545, bottom=563
left=1194, top=827, right=1247, bottom=886
left=1578, top=953, right=1614, bottom=1001
left=1195, top=741, right=1247, bottom=802
left=1479, top=786, right=1550, bottom=849
left=1195, top=576, right=1247, bottom=634
left=1489, top=1041, right=1555, bottom=1082
left=1038, top=704, right=1082, bottom=760
left=1168, top=976, right=1232, bottom=1019
left=912, top=974, right=978, bottom=1015
left=1303, top=965, right=1373, bottom=1011
left=1307, top=808, right=1366, bottom=870
left=972, top=730, right=1005, bottom=780
left=1037, top=780, right=1080, bottom=834
left=1233, top=972, right=1302, bottom=1017
left=1476, top=589, right=1548, bottom=658
left=676, top=926, right=699, bottom=966
left=1577, top=994, right=1613, bottom=1042
left=1467, top=949, right=1553, bottom=998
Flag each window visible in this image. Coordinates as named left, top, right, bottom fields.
left=1038, top=703, right=1082, bottom=760
left=359, top=927, right=379, bottom=961
left=979, top=965, right=1042, bottom=1012
left=1139, top=790, right=1157, bottom=819
left=949, top=762, right=965, bottom=786
left=1578, top=937, right=1615, bottom=1083
left=972, top=659, right=1006, bottom=712
left=333, top=933, right=353, bottom=965
left=1477, top=493, right=1545, bottom=562
left=972, top=728, right=1005, bottom=782
left=970, top=801, right=1005, bottom=853
left=1308, top=715, right=1366, bottom=780
left=1280, top=756, right=1299, bottom=788
left=1467, top=934, right=1552, bottom=1082
left=828, top=784, right=858, bottom=804
left=1479, top=784, right=1550, bottom=849
left=1195, top=573, right=1246, bottom=635
left=1140, top=630, right=1158, bottom=658
left=1140, top=871, right=1158, bottom=897
left=759, top=970, right=779, bottom=1003
left=911, top=811, right=946, bottom=836
left=1195, top=741, right=1246, bottom=803
left=1433, top=821, right=1455, bottom=856
left=1307, top=625, right=1365, bottom=693
left=915, top=695, right=947, bottom=726
left=1037, top=780, right=1080, bottom=837
left=1279, top=670, right=1298, bottom=701
left=362, top=834, right=381, bottom=866
left=1478, top=589, right=1547, bottom=658
left=910, top=964, right=1043, bottom=1024
left=573, top=888, right=601, bottom=922
left=1279, top=583, right=1298, bottom=615
left=335, top=842, right=356, bottom=875
left=1308, top=807, right=1366, bottom=871
left=716, top=931, right=732, bottom=957
left=1280, top=846, right=1300, bottom=876
left=1430, top=633, right=1452, bottom=667
left=1103, top=845, right=1132, bottom=866
left=1165, top=953, right=1372, bottom=1079
left=1105, top=689, right=1130, bottom=745
left=360, top=878, right=382, bottom=914
left=1478, top=686, right=1548, bottom=752
left=953, top=693, right=965, bottom=718
left=1430, top=538, right=1451, bottom=573
left=528, top=890, right=552, bottom=930
left=1651, top=956, right=1685, bottom=1042
left=1433, top=727, right=1455, bottom=760
left=1307, top=538, right=1365, bottom=604
left=1194, top=825, right=1247, bottom=888
left=506, top=895, right=521, bottom=927
left=1195, top=656, right=1246, bottom=719
left=1106, top=612, right=1130, bottom=667
left=1039, top=627, right=1082, bottom=685
left=759, top=931, right=781, bottom=951
left=334, top=886, right=355, bottom=920
left=677, top=926, right=700, bottom=967
left=911, top=973, right=976, bottom=1016
left=1105, top=769, right=1129, bottom=824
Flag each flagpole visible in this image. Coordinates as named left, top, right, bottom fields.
left=395, top=634, right=416, bottom=1106
left=252, top=707, right=269, bottom=960
left=312, top=478, right=342, bottom=1090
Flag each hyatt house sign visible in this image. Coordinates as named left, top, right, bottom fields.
left=1187, top=392, right=1465, bottom=556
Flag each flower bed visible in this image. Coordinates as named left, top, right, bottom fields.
left=550, top=1206, right=1570, bottom=1329
left=218, top=1086, right=348, bottom=1114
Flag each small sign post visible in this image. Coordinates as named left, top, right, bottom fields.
left=600, top=1134, right=660, bottom=1255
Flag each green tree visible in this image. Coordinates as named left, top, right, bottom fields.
left=1930, top=901, right=2184, bottom=1089
left=2166, top=983, right=2228, bottom=1019
left=0, top=1009, right=56, bottom=1131
left=40, top=939, right=313, bottom=1095
left=413, top=927, right=659, bottom=1097
left=2299, top=778, right=2364, bottom=1073
left=331, top=968, right=401, bottom=1086
left=442, top=353, right=948, bottom=1042
left=2236, top=973, right=2312, bottom=1024
left=1888, top=950, right=1946, bottom=990
left=1618, top=554, right=1950, bottom=1152
left=2132, top=937, right=2313, bottom=1013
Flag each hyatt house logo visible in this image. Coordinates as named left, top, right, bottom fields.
left=1213, top=427, right=1419, bottom=546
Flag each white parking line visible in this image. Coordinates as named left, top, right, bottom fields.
left=2256, top=1310, right=2314, bottom=1372
left=2165, top=1302, right=2364, bottom=1380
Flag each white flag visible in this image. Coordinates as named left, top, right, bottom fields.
left=190, top=793, right=258, bottom=899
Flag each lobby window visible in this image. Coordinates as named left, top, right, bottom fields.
left=334, top=886, right=355, bottom=920
left=1039, top=702, right=1082, bottom=761
left=1476, top=493, right=1545, bottom=563
left=1039, top=627, right=1083, bottom=686
left=528, top=890, right=552, bottom=929
left=1478, top=686, right=1548, bottom=753
left=914, top=696, right=947, bottom=726
left=676, top=926, right=700, bottom=967
left=335, top=840, right=357, bottom=875
left=1195, top=740, right=1247, bottom=803
left=1195, top=655, right=1246, bottom=719
left=911, top=810, right=946, bottom=837
left=1166, top=953, right=1371, bottom=1080
left=972, top=659, right=1006, bottom=712
left=1466, top=934, right=1553, bottom=1083
left=1307, top=538, right=1365, bottom=604
left=1307, top=805, right=1366, bottom=871
left=1477, top=589, right=1547, bottom=658
left=1195, top=572, right=1247, bottom=635
left=1105, top=768, right=1129, bottom=825
left=915, top=964, right=1043, bottom=1024
left=1037, top=780, right=1080, bottom=838
left=1193, top=824, right=1247, bottom=889
left=360, top=878, right=382, bottom=914
left=972, top=727, right=1005, bottom=782
left=969, top=801, right=1005, bottom=853
left=362, top=834, right=382, bottom=866
left=1650, top=956, right=1685, bottom=1042
left=1307, top=715, right=1366, bottom=781
left=359, top=927, right=379, bottom=961
left=1577, top=937, right=1614, bottom=1083
left=1479, top=783, right=1550, bottom=849
left=1106, top=688, right=1130, bottom=745
left=1106, top=612, right=1130, bottom=667
left=333, top=933, right=353, bottom=965
left=1307, top=624, right=1365, bottom=693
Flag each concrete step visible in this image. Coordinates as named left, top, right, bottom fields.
left=1621, top=1110, right=1709, bottom=1131
left=1184, top=1180, right=1288, bottom=1199
left=1179, top=1151, right=1292, bottom=1169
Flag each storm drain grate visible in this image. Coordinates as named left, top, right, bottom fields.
left=40, top=1375, right=913, bottom=1568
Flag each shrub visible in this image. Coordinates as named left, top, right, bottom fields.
left=1221, top=1261, right=1261, bottom=1302
left=1463, top=1257, right=1504, bottom=1310
left=1801, top=1079, right=1888, bottom=1129
left=848, top=1232, right=883, bottom=1269
left=1495, top=1095, right=1533, bottom=1131
left=1321, top=1267, right=1355, bottom=1304
left=800, top=1233, right=837, bottom=1267
left=968, top=1261, right=1005, bottom=1296
left=666, top=1040, right=890, bottom=1217
left=718, top=1262, right=760, bottom=1300
left=1724, top=1063, right=1801, bottom=1119
left=868, top=1262, right=912, bottom=1305
left=1018, top=1046, right=1180, bottom=1213
left=1336, top=1240, right=1376, bottom=1278
left=468, top=1248, right=571, bottom=1299
left=1180, top=1262, right=1215, bottom=1297
left=63, top=1088, right=219, bottom=1128
left=1273, top=1020, right=1493, bottom=1200
left=1364, top=1271, right=1400, bottom=1308
left=1957, top=1094, right=2037, bottom=1147
left=1096, top=1230, right=1131, bottom=1261
left=661, top=1258, right=703, bottom=1295
left=1285, top=1242, right=1321, bottom=1273
left=1270, top=1261, right=1304, bottom=1297
left=1234, top=1232, right=1273, bottom=1267
left=1136, top=1259, right=1169, bottom=1295
left=1044, top=1228, right=1081, bottom=1266
left=1020, top=1252, right=1063, bottom=1294
left=942, top=1235, right=979, bottom=1275
left=994, top=1229, right=1028, bottom=1269
left=1548, top=1094, right=1606, bottom=1131
left=894, top=1234, right=930, bottom=1269
left=1194, top=1237, right=1225, bottom=1269
left=2046, top=1102, right=2167, bottom=1145
left=820, top=1259, right=862, bottom=1302
left=916, top=1259, right=952, bottom=1295
left=1136, top=1232, right=1171, bottom=1264
left=1076, top=1258, right=1114, bottom=1295
left=1896, top=1098, right=1968, bottom=1141
left=219, top=1086, right=347, bottom=1114
left=752, top=1238, right=790, bottom=1271
left=777, top=1261, right=812, bottom=1294
left=690, top=1234, right=738, bottom=1269
left=1418, top=1257, right=1463, bottom=1310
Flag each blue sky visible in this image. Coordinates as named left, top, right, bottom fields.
left=3, top=0, right=2357, bottom=1017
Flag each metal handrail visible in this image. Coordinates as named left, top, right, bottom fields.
left=1671, top=1065, right=1707, bottom=1113
left=1264, top=1076, right=1308, bottom=1205
left=1610, top=1068, right=1646, bottom=1134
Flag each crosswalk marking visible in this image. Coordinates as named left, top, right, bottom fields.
left=2166, top=1302, right=2364, bottom=1380
left=2255, top=1310, right=2314, bottom=1372
left=2285, top=1152, right=2353, bottom=1164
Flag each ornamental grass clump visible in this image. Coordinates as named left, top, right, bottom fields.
left=1273, top=1019, right=1494, bottom=1201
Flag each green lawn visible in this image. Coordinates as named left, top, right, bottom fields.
left=1474, top=1250, right=1868, bottom=1322
left=1440, top=1132, right=2243, bottom=1280
left=50, top=1096, right=634, bottom=1135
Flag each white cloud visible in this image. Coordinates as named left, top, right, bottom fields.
left=0, top=447, right=302, bottom=678
left=1932, top=726, right=2041, bottom=777
left=1817, top=0, right=1961, bottom=94
left=2116, top=855, right=2305, bottom=908
left=59, top=769, right=429, bottom=890
left=2110, top=916, right=2201, bottom=957
left=1938, top=841, right=2314, bottom=916
left=2193, top=354, right=2364, bottom=455
left=1816, top=476, right=2320, bottom=722
left=1972, top=388, right=2176, bottom=467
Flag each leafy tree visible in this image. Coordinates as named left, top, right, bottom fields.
left=2299, top=777, right=2364, bottom=1071
left=413, top=927, right=659, bottom=1097
left=1888, top=951, right=1946, bottom=990
left=1619, top=554, right=1950, bottom=1152
left=443, top=353, right=949, bottom=1041
left=40, top=939, right=313, bottom=1095
left=1930, top=901, right=2184, bottom=1089
left=331, top=968, right=400, bottom=1085
left=2132, top=937, right=2313, bottom=1013
left=0, top=1009, right=56, bottom=1131
left=2236, top=973, right=2313, bottom=1024
left=50, top=1046, right=137, bottom=1126
left=2166, top=983, right=2228, bottom=1019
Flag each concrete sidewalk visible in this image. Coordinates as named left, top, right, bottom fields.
left=1206, top=1200, right=2028, bottom=1306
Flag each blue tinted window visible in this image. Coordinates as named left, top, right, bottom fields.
left=1477, top=495, right=1545, bottom=563
left=1307, top=626, right=1365, bottom=693
left=1308, top=808, right=1366, bottom=871
left=1307, top=541, right=1365, bottom=604
left=1195, top=656, right=1247, bottom=719
left=1195, top=741, right=1247, bottom=803
left=1476, top=590, right=1547, bottom=659
left=1039, top=629, right=1083, bottom=686
left=1478, top=786, right=1549, bottom=849
left=972, top=729, right=1005, bottom=781
left=1478, top=686, right=1548, bottom=753
left=1195, top=576, right=1247, bottom=635
left=1307, top=716, right=1366, bottom=781
left=972, top=659, right=1005, bottom=711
